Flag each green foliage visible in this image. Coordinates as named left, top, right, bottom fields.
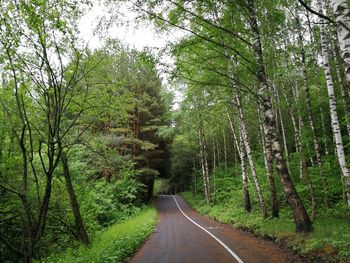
left=153, top=178, right=171, bottom=195
left=0, top=20, right=171, bottom=262
left=79, top=180, right=143, bottom=230
left=182, top=183, right=350, bottom=261
left=44, top=206, right=157, bottom=263
left=3, top=0, right=350, bottom=261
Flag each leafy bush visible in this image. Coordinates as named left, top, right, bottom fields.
left=181, top=191, right=350, bottom=261
left=43, top=206, right=157, bottom=263
left=78, top=180, right=142, bottom=231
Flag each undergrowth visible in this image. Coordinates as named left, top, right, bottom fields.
left=43, top=206, right=157, bottom=263
left=181, top=191, right=350, bottom=261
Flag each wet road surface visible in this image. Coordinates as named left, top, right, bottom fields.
left=130, top=195, right=302, bottom=263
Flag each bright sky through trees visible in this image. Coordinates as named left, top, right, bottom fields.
left=2, top=0, right=350, bottom=262
left=78, top=1, right=184, bottom=108
left=78, top=1, right=175, bottom=51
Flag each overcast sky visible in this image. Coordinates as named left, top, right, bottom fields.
left=78, top=1, right=185, bottom=107
left=78, top=1, right=178, bottom=51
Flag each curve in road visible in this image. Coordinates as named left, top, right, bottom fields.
left=130, top=195, right=302, bottom=263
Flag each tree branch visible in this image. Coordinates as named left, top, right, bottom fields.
left=0, top=235, right=24, bottom=257
left=297, top=0, right=350, bottom=32
left=297, top=0, right=334, bottom=24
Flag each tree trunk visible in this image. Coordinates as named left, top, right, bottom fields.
left=293, top=80, right=309, bottom=179
left=226, top=107, right=241, bottom=158
left=193, top=158, right=197, bottom=195
left=272, top=83, right=290, bottom=174
left=61, top=153, right=90, bottom=245
left=316, top=69, right=331, bottom=156
left=240, top=131, right=252, bottom=212
left=223, top=131, right=228, bottom=169
left=199, top=129, right=208, bottom=202
left=202, top=127, right=211, bottom=200
left=212, top=141, right=216, bottom=194
left=247, top=0, right=312, bottom=232
left=290, top=82, right=317, bottom=217
left=215, top=136, right=221, bottom=167
left=298, top=25, right=323, bottom=170
left=319, top=0, right=350, bottom=208
left=332, top=37, right=350, bottom=139
left=281, top=84, right=301, bottom=159
left=235, top=92, right=267, bottom=218
left=226, top=107, right=251, bottom=212
left=198, top=123, right=211, bottom=203
left=36, top=173, right=53, bottom=240
left=305, top=10, right=331, bottom=157
left=259, top=121, right=279, bottom=218
left=331, top=0, right=350, bottom=84
left=297, top=21, right=324, bottom=215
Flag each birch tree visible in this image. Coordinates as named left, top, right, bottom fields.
left=319, top=0, right=350, bottom=208
left=331, top=0, right=350, bottom=84
left=247, top=0, right=312, bottom=231
left=226, top=107, right=251, bottom=212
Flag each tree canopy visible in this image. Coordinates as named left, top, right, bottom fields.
left=1, top=0, right=350, bottom=262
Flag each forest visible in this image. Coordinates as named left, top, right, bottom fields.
left=1, top=0, right=350, bottom=262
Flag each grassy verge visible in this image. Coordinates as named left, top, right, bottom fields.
left=44, top=206, right=157, bottom=263
left=181, top=192, right=350, bottom=262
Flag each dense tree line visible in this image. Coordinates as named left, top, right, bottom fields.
left=128, top=0, right=350, bottom=233
left=0, top=1, right=170, bottom=262
left=2, top=0, right=350, bottom=261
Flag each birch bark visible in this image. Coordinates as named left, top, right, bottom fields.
left=212, top=140, right=216, bottom=194
left=259, top=121, right=279, bottom=218
left=240, top=130, right=252, bottom=213
left=272, top=84, right=290, bottom=174
left=199, top=131, right=208, bottom=201
left=223, top=131, right=228, bottom=169
left=332, top=38, right=350, bottom=138
left=226, top=107, right=251, bottom=212
left=247, top=0, right=312, bottom=232
left=199, top=126, right=210, bottom=203
left=298, top=26, right=323, bottom=171
left=319, top=0, right=350, bottom=208
left=306, top=11, right=331, bottom=156
left=235, top=92, right=267, bottom=218
left=281, top=84, right=301, bottom=161
left=331, top=0, right=350, bottom=83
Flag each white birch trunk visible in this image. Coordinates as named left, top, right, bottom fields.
left=223, top=131, right=228, bottom=169
left=332, top=0, right=350, bottom=83
left=213, top=141, right=216, bottom=170
left=225, top=107, right=251, bottom=212
left=306, top=10, right=331, bottom=156
left=235, top=92, right=267, bottom=218
left=226, top=107, right=242, bottom=157
left=316, top=70, right=330, bottom=156
left=259, top=120, right=279, bottom=217
left=272, top=83, right=290, bottom=174
left=212, top=141, right=216, bottom=194
left=248, top=0, right=312, bottom=232
left=320, top=0, right=350, bottom=208
left=281, top=84, right=301, bottom=158
left=199, top=128, right=209, bottom=203
left=202, top=127, right=211, bottom=200
left=214, top=136, right=221, bottom=167
left=239, top=130, right=252, bottom=212
left=333, top=38, right=350, bottom=138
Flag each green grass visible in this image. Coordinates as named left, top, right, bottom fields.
left=44, top=206, right=157, bottom=263
left=181, top=192, right=350, bottom=261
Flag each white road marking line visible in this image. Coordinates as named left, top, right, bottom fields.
left=206, top=226, right=222, bottom=229
left=172, top=195, right=244, bottom=263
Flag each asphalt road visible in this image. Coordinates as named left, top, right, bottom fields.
left=130, top=195, right=302, bottom=263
